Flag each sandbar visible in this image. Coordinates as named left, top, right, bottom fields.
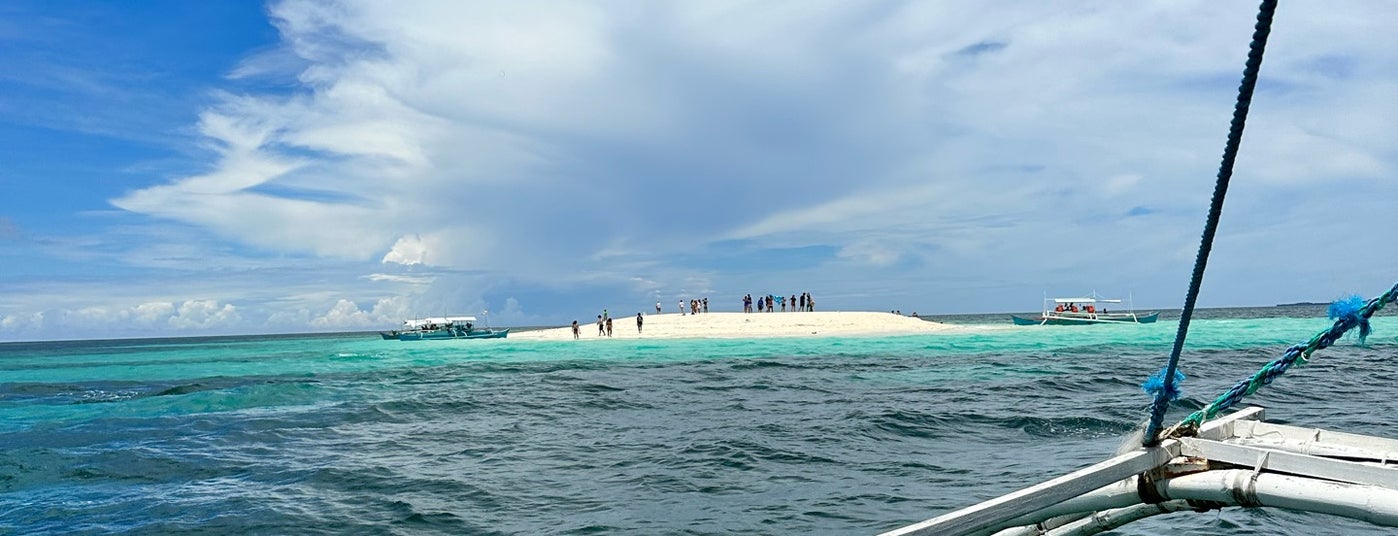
left=508, top=311, right=965, bottom=341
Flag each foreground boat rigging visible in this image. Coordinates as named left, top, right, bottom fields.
left=880, top=407, right=1398, bottom=535
left=886, top=1, right=1398, bottom=532
left=380, top=316, right=509, bottom=341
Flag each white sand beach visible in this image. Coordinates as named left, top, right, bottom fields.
left=508, top=311, right=964, bottom=341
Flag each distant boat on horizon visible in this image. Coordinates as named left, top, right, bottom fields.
left=380, top=316, right=509, bottom=341
left=1011, top=293, right=1159, bottom=326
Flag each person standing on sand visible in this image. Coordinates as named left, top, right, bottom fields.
left=656, top=301, right=661, bottom=314
left=702, top=298, right=708, bottom=313
left=605, top=317, right=613, bottom=337
left=571, top=320, right=579, bottom=339
left=597, top=315, right=604, bottom=336
left=636, top=313, right=643, bottom=333
left=679, top=300, right=685, bottom=315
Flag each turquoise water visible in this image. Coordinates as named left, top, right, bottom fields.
left=1, top=306, right=1395, bottom=534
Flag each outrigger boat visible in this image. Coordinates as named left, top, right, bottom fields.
left=1012, top=295, right=1158, bottom=326
left=380, top=316, right=509, bottom=341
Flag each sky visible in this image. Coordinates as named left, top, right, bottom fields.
left=1, top=1, right=1396, bottom=341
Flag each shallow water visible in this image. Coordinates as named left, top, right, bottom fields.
left=1, top=306, right=1395, bottom=535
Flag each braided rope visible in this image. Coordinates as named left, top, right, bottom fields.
left=1142, top=0, right=1278, bottom=446
left=1160, top=281, right=1398, bottom=440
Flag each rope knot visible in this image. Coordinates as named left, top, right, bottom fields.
left=1327, top=294, right=1372, bottom=344
left=1143, top=366, right=1186, bottom=402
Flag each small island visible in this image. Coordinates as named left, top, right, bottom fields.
left=509, top=311, right=967, bottom=341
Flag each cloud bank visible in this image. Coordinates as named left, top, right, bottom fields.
left=3, top=1, right=1396, bottom=340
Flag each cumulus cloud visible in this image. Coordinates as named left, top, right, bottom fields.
left=131, top=302, right=177, bottom=324
left=1, top=0, right=1385, bottom=340
left=309, top=296, right=412, bottom=329
left=167, top=300, right=241, bottom=329
left=381, top=234, right=428, bottom=265
left=0, top=300, right=245, bottom=339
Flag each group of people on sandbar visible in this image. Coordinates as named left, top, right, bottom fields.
left=742, top=292, right=814, bottom=313
left=571, top=309, right=649, bottom=339
left=565, top=290, right=819, bottom=341
left=666, top=298, right=708, bottom=315
left=567, top=307, right=648, bottom=338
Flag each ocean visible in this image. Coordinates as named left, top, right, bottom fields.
left=1, top=305, right=1394, bottom=535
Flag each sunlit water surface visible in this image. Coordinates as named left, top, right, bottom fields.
left=2, top=305, right=1395, bottom=535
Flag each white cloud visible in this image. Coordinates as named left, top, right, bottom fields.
left=0, top=300, right=245, bottom=339
left=4, top=0, right=1395, bottom=340
left=1238, top=121, right=1389, bottom=185
left=365, top=273, right=433, bottom=285
left=309, top=296, right=412, bottom=329
left=0, top=313, right=42, bottom=333
left=381, top=234, right=427, bottom=265
left=131, top=302, right=177, bottom=324
left=168, top=300, right=243, bottom=330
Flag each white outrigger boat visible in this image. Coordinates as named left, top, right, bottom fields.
left=380, top=315, right=509, bottom=341
left=885, top=1, right=1398, bottom=533
left=1011, top=295, right=1158, bottom=326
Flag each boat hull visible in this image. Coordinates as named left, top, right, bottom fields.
left=395, top=328, right=509, bottom=341
left=1012, top=312, right=1159, bottom=326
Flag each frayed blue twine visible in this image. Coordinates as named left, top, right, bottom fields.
left=1328, top=294, right=1372, bottom=343
left=1143, top=367, right=1186, bottom=402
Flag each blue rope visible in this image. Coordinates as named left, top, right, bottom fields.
left=1162, top=282, right=1398, bottom=438
left=1143, top=0, right=1278, bottom=447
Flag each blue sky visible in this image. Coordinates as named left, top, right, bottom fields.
left=2, top=1, right=1396, bottom=341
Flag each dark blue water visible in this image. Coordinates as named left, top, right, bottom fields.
left=1, top=306, right=1394, bottom=535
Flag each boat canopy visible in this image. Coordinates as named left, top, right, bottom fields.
left=1052, top=297, right=1123, bottom=304
left=403, top=316, right=477, bottom=328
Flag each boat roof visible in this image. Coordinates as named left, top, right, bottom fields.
left=1052, top=297, right=1122, bottom=304
left=403, top=316, right=476, bottom=327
